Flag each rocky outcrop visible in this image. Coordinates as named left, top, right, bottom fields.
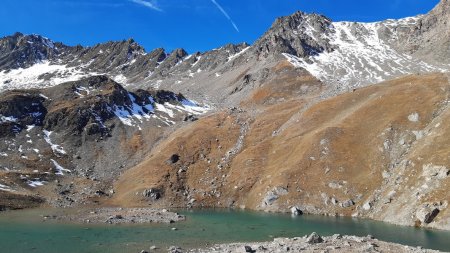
left=189, top=233, right=442, bottom=253
left=0, top=33, right=68, bottom=69
left=416, top=205, right=440, bottom=224
left=398, top=0, right=450, bottom=64
left=252, top=12, right=333, bottom=59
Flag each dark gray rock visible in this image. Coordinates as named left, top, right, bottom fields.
left=143, top=188, right=162, bottom=200
left=306, top=232, right=324, bottom=244
left=244, top=246, right=255, bottom=253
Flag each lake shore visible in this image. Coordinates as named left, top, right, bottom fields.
left=186, top=233, right=444, bottom=253
left=42, top=207, right=186, bottom=224
left=1, top=208, right=449, bottom=253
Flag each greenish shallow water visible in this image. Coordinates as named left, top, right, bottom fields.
left=1, top=208, right=450, bottom=253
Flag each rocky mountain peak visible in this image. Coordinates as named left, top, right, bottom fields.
left=252, top=11, right=333, bottom=59
left=0, top=33, right=65, bottom=70
left=170, top=48, right=188, bottom=59
left=273, top=11, right=330, bottom=30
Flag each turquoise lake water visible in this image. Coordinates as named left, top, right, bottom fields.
left=0, top=208, right=450, bottom=253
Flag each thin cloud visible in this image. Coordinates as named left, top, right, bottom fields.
left=59, top=1, right=125, bottom=8
left=210, top=0, right=239, bottom=32
left=129, top=0, right=162, bottom=12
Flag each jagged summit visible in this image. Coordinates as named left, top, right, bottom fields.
left=0, top=33, right=67, bottom=69
left=0, top=0, right=449, bottom=102
left=0, top=31, right=252, bottom=94
left=252, top=11, right=333, bottom=59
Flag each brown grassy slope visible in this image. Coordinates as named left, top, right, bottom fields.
left=110, top=112, right=242, bottom=207
left=111, top=69, right=450, bottom=228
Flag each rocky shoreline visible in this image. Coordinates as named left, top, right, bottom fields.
left=42, top=207, right=185, bottom=224
left=183, top=233, right=444, bottom=253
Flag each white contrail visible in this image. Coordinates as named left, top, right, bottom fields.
left=129, top=0, right=162, bottom=12
left=210, top=0, right=239, bottom=32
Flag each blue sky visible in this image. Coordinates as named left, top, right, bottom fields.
left=0, top=0, right=440, bottom=53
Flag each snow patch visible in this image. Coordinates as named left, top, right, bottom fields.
left=26, top=125, right=36, bottom=132
left=0, top=61, right=92, bottom=92
left=227, top=46, right=250, bottom=62
left=27, top=179, right=45, bottom=187
left=43, top=130, right=66, bottom=155
left=39, top=94, right=49, bottom=100
left=155, top=103, right=174, bottom=118
left=51, top=159, right=71, bottom=175
left=0, top=115, right=18, bottom=123
left=113, top=74, right=127, bottom=84
left=109, top=93, right=154, bottom=127
left=283, top=19, right=447, bottom=90
left=0, top=183, right=13, bottom=192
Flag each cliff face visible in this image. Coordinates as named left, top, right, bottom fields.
left=389, top=0, right=450, bottom=65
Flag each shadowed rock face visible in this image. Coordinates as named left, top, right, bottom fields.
left=0, top=32, right=69, bottom=70
left=1, top=75, right=204, bottom=139
left=0, top=75, right=209, bottom=209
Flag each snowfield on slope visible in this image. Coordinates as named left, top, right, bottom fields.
left=0, top=61, right=93, bottom=92
left=284, top=17, right=448, bottom=91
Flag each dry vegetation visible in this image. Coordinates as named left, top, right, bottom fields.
left=111, top=66, right=450, bottom=229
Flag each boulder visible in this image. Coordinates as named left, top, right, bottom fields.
left=416, top=206, right=440, bottom=224
left=244, top=246, right=255, bottom=253
left=261, top=187, right=288, bottom=207
left=290, top=206, right=303, bottom=215
left=362, top=201, right=372, bottom=211
left=306, top=232, right=323, bottom=244
left=341, top=199, right=355, bottom=208
left=422, top=164, right=449, bottom=179
left=168, top=246, right=183, bottom=253
left=143, top=188, right=162, bottom=200
left=168, top=154, right=180, bottom=164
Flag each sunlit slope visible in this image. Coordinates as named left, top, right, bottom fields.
left=112, top=70, right=450, bottom=229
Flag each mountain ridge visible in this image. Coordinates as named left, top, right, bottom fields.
left=1, top=1, right=449, bottom=106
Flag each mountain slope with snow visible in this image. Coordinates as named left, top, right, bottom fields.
left=282, top=17, right=448, bottom=91
left=0, top=75, right=209, bottom=207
